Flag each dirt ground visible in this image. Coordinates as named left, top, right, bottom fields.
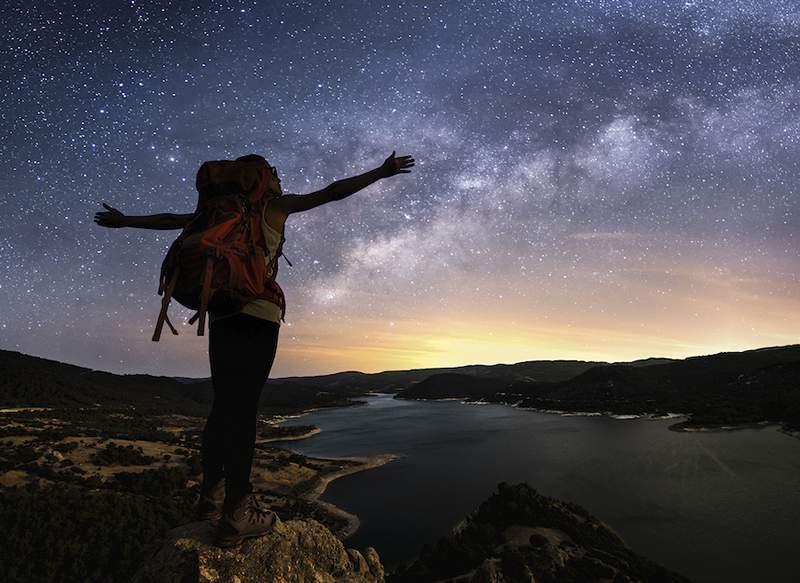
left=0, top=409, right=396, bottom=536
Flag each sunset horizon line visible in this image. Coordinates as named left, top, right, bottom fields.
left=4, top=341, right=797, bottom=381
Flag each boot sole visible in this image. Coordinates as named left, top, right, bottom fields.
left=214, top=527, right=272, bottom=548
left=214, top=533, right=245, bottom=548
left=196, top=511, right=222, bottom=522
left=214, top=516, right=279, bottom=548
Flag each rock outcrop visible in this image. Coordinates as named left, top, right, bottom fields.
left=131, top=517, right=384, bottom=583
left=389, top=482, right=694, bottom=583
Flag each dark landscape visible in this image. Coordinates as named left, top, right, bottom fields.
left=394, top=345, right=800, bottom=434
left=2, top=345, right=798, bottom=581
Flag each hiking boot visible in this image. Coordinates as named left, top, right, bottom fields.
left=194, top=478, right=225, bottom=521
left=214, top=491, right=280, bottom=548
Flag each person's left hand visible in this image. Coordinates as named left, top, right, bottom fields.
left=94, top=203, right=127, bottom=228
left=380, top=151, right=415, bottom=177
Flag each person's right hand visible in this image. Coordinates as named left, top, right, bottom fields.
left=94, top=203, right=127, bottom=228
left=379, top=151, right=415, bottom=178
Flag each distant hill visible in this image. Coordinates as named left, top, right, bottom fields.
left=3, top=345, right=797, bottom=430
left=397, top=345, right=800, bottom=432
left=268, top=356, right=678, bottom=394
left=273, top=359, right=621, bottom=394
left=0, top=349, right=208, bottom=413
left=0, top=351, right=668, bottom=407
left=0, top=350, right=359, bottom=416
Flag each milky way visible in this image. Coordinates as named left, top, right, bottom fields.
left=2, top=1, right=798, bottom=377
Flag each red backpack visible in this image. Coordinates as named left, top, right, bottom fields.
left=151, top=158, right=290, bottom=342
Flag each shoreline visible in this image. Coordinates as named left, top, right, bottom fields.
left=399, top=394, right=800, bottom=436
left=269, top=405, right=399, bottom=539
left=261, top=398, right=368, bottom=425
left=668, top=419, right=799, bottom=436
left=778, top=427, right=800, bottom=441
left=511, top=404, right=688, bottom=421
left=256, top=427, right=322, bottom=444
left=399, top=395, right=691, bottom=423
left=298, top=453, right=399, bottom=539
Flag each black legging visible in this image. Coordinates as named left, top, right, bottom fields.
left=201, top=312, right=280, bottom=501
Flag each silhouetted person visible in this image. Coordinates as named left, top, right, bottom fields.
left=94, top=151, right=414, bottom=547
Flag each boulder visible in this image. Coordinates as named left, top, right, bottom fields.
left=132, top=518, right=384, bottom=583
left=389, top=482, right=694, bottom=583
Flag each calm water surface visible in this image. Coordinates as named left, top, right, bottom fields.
left=279, top=394, right=800, bottom=583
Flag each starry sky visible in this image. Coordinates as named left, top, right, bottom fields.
left=2, top=1, right=798, bottom=378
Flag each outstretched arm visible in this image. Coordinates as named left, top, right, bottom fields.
left=94, top=203, right=194, bottom=230
left=274, top=151, right=414, bottom=215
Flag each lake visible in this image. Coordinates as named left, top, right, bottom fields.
left=279, top=393, right=800, bottom=583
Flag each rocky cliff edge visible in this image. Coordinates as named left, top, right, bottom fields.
left=131, top=517, right=384, bottom=583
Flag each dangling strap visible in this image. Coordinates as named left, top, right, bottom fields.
left=163, top=314, right=178, bottom=335
left=152, top=267, right=180, bottom=342
left=277, top=231, right=292, bottom=267
left=196, top=255, right=214, bottom=336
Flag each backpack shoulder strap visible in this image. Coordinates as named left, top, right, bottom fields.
left=261, top=196, right=293, bottom=267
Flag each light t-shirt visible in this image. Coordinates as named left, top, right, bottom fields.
left=208, top=202, right=285, bottom=326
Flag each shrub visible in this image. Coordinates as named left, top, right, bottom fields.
left=0, top=480, right=193, bottom=583
left=90, top=442, right=157, bottom=466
